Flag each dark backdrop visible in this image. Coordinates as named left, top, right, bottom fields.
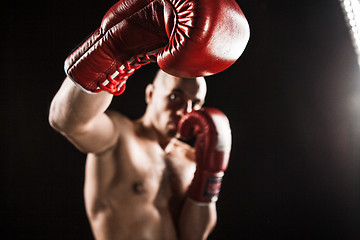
left=2, top=0, right=360, bottom=239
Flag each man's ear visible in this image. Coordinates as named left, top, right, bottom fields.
left=145, top=84, right=154, bottom=104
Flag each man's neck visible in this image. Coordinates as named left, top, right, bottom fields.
left=137, top=116, right=172, bottom=150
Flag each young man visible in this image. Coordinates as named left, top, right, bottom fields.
left=49, top=69, right=220, bottom=240
left=49, top=0, right=248, bottom=237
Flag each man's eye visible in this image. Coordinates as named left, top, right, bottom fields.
left=169, top=93, right=178, bottom=101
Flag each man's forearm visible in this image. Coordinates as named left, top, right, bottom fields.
left=49, top=77, right=113, bottom=134
left=179, top=198, right=217, bottom=240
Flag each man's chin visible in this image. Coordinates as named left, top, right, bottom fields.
left=165, top=121, right=178, bottom=135
left=166, top=127, right=178, bottom=138
left=167, top=130, right=177, bottom=138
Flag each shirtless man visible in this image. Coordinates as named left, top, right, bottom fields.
left=49, top=0, right=248, bottom=238
left=49, top=69, right=224, bottom=239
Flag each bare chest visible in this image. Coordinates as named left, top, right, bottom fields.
left=123, top=138, right=195, bottom=205
left=86, top=137, right=195, bottom=207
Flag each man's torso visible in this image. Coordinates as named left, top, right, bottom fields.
left=83, top=115, right=195, bottom=240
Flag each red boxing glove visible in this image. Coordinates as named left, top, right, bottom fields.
left=65, top=0, right=250, bottom=95
left=178, top=108, right=232, bottom=203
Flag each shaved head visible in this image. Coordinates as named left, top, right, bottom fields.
left=152, top=69, right=207, bottom=98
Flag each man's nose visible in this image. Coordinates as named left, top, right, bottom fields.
left=177, top=100, right=193, bottom=116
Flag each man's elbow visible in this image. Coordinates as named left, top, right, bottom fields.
left=48, top=101, right=62, bottom=132
left=48, top=115, right=65, bottom=134
left=48, top=100, right=71, bottom=134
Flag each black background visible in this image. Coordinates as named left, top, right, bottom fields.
left=2, top=0, right=360, bottom=239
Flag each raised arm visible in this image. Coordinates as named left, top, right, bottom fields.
left=49, top=77, right=118, bottom=153
left=49, top=0, right=248, bottom=153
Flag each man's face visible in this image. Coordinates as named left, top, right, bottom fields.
left=146, top=72, right=207, bottom=139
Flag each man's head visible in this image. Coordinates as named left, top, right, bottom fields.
left=144, top=69, right=207, bottom=139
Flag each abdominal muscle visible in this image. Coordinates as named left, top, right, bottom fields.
left=87, top=198, right=178, bottom=240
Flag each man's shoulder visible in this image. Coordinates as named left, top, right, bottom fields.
left=106, top=110, right=134, bottom=125
left=106, top=110, right=137, bottom=137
